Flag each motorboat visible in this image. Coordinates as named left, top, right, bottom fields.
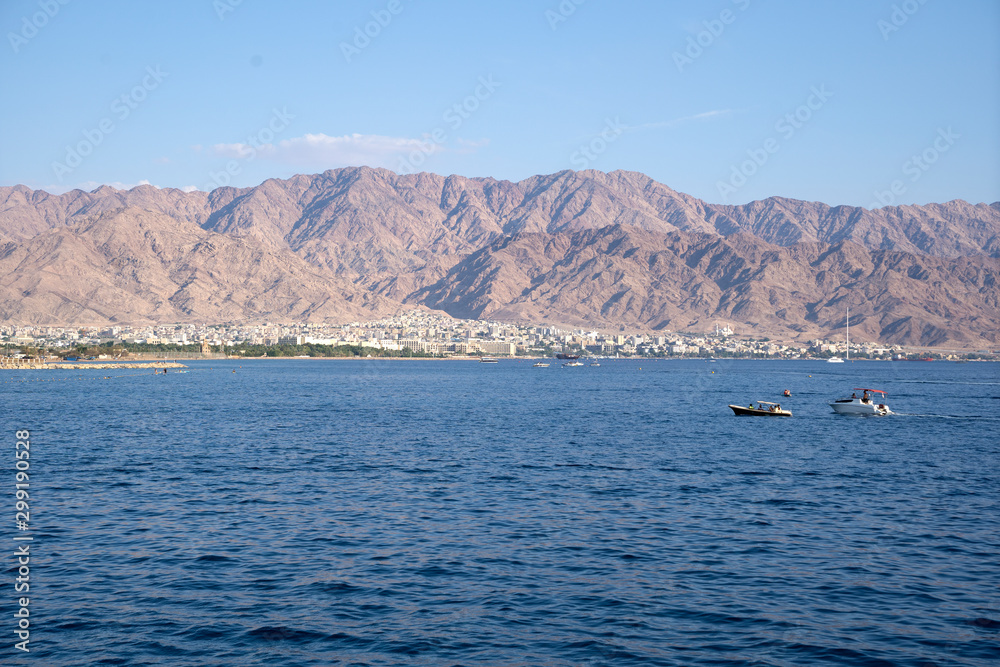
left=562, top=361, right=584, bottom=367
left=589, top=361, right=600, bottom=367
left=532, top=361, right=549, bottom=367
left=830, top=388, right=891, bottom=415
left=729, top=402, right=792, bottom=417
left=479, top=357, right=499, bottom=363
left=827, top=356, right=845, bottom=363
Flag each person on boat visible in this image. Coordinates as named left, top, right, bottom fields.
left=862, top=390, right=870, bottom=402
left=749, top=403, right=754, bottom=409
left=851, top=392, right=857, bottom=399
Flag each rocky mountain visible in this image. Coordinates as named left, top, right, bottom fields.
left=1, top=168, right=998, bottom=345
left=0, top=208, right=395, bottom=325
left=415, top=225, right=999, bottom=346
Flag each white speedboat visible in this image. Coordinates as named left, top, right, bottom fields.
left=827, top=308, right=850, bottom=363
left=532, top=361, right=549, bottom=367
left=562, top=361, right=584, bottom=367
left=830, top=388, right=891, bottom=415
left=479, top=357, right=498, bottom=363
left=589, top=361, right=600, bottom=367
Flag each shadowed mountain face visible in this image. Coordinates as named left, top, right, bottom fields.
left=1, top=168, right=998, bottom=345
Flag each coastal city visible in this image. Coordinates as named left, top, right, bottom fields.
left=0, top=311, right=992, bottom=361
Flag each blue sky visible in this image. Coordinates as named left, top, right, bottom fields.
left=1, top=0, right=997, bottom=207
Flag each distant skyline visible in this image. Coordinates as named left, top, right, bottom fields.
left=1, top=0, right=998, bottom=207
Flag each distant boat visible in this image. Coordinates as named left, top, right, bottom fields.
left=562, top=361, right=584, bottom=367
left=479, top=357, right=499, bottom=363
left=830, top=388, right=891, bottom=416
left=729, top=402, right=792, bottom=417
left=827, top=306, right=850, bottom=363
left=589, top=361, right=600, bottom=367
left=532, top=361, right=549, bottom=367
left=555, top=353, right=580, bottom=360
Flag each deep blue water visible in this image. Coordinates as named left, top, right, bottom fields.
left=3, top=358, right=999, bottom=666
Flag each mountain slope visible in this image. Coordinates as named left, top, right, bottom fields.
left=0, top=170, right=997, bottom=345
left=410, top=225, right=1000, bottom=346
left=0, top=207, right=397, bottom=325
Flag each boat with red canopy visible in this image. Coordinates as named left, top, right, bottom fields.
left=830, top=388, right=891, bottom=415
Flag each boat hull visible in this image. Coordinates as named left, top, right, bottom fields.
left=829, top=399, right=891, bottom=416
left=728, top=405, right=792, bottom=417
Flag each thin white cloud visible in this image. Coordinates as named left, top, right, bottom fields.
left=627, top=109, right=737, bottom=132
left=455, top=137, right=490, bottom=154
left=209, top=132, right=451, bottom=168
left=571, top=110, right=738, bottom=144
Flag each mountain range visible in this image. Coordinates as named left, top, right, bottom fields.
left=1, top=167, right=998, bottom=347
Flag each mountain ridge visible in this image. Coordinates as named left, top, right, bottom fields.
left=1, top=168, right=998, bottom=346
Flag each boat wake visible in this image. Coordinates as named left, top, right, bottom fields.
left=895, top=379, right=1000, bottom=386
left=892, top=413, right=1000, bottom=421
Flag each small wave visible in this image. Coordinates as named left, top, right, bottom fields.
left=246, top=626, right=327, bottom=642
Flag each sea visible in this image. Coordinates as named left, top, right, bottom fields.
left=2, top=358, right=999, bottom=666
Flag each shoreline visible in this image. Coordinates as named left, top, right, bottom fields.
left=139, top=356, right=997, bottom=363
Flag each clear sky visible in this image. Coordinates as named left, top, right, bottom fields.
left=1, top=0, right=997, bottom=207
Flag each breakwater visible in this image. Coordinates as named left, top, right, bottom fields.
left=0, top=361, right=188, bottom=370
